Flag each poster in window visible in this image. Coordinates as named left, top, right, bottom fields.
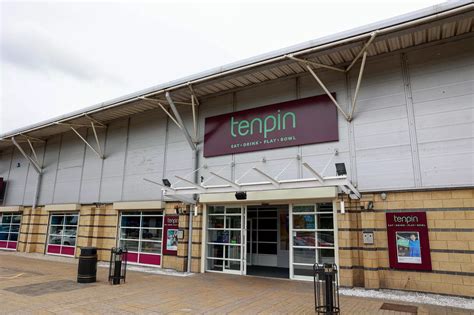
left=396, top=231, right=421, bottom=264
left=163, top=215, right=179, bottom=255
left=166, top=229, right=178, bottom=251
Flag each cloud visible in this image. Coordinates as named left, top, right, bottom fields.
left=0, top=22, right=120, bottom=83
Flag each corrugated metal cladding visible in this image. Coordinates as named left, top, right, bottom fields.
left=0, top=9, right=473, bottom=206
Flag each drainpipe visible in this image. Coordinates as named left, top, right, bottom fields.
left=188, top=145, right=199, bottom=273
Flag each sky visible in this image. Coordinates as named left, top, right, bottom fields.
left=0, top=0, right=443, bottom=134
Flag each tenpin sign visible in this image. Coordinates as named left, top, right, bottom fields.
left=203, top=94, right=338, bottom=157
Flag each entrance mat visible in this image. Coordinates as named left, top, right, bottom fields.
left=380, top=302, right=418, bottom=314
left=3, top=280, right=92, bottom=296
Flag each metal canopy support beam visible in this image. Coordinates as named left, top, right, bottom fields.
left=174, top=175, right=206, bottom=191
left=139, top=97, right=182, bottom=129
left=209, top=171, right=241, bottom=190
left=84, top=114, right=106, bottom=127
left=349, top=51, right=368, bottom=120
left=343, top=180, right=362, bottom=199
left=26, top=138, right=39, bottom=164
left=165, top=92, right=197, bottom=151
left=252, top=167, right=280, bottom=188
left=69, top=126, right=104, bottom=159
left=11, top=137, right=42, bottom=174
left=302, top=162, right=324, bottom=183
left=143, top=178, right=176, bottom=192
left=188, top=84, right=199, bottom=142
left=346, top=32, right=377, bottom=72
left=306, top=65, right=350, bottom=121
left=286, top=55, right=345, bottom=73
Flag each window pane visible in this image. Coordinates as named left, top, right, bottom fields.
left=318, top=249, right=335, bottom=264
left=142, top=211, right=162, bottom=216
left=141, top=241, right=161, bottom=254
left=207, top=259, right=223, bottom=271
left=142, top=216, right=163, bottom=228
left=65, top=215, right=78, bottom=225
left=258, top=231, right=277, bottom=242
left=62, top=236, right=76, bottom=246
left=208, top=244, right=224, bottom=258
left=208, top=206, right=224, bottom=214
left=63, top=228, right=77, bottom=237
left=2, top=215, right=12, bottom=224
left=49, top=235, right=62, bottom=245
left=12, top=215, right=21, bottom=224
left=120, top=240, right=139, bottom=252
left=226, top=207, right=241, bottom=214
left=50, top=216, right=64, bottom=225
left=208, top=216, right=224, bottom=228
left=10, top=225, right=19, bottom=233
left=317, top=214, right=334, bottom=229
left=0, top=232, right=9, bottom=240
left=294, top=248, right=315, bottom=264
left=258, top=219, right=277, bottom=230
left=208, top=230, right=228, bottom=243
left=121, top=216, right=140, bottom=227
left=293, top=215, right=315, bottom=229
left=225, top=245, right=241, bottom=259
left=293, top=205, right=315, bottom=213
left=258, top=210, right=277, bottom=217
left=224, top=260, right=240, bottom=271
left=49, top=225, right=63, bottom=235
left=0, top=224, right=10, bottom=233
left=293, top=265, right=313, bottom=277
left=294, top=232, right=315, bottom=247
left=317, top=203, right=333, bottom=212
left=317, top=231, right=334, bottom=247
left=142, top=228, right=162, bottom=241
left=248, top=211, right=257, bottom=218
left=258, top=243, right=277, bottom=255
left=121, top=228, right=140, bottom=240
left=9, top=233, right=18, bottom=241
left=226, top=216, right=241, bottom=229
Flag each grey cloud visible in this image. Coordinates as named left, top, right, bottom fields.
left=1, top=23, right=120, bottom=82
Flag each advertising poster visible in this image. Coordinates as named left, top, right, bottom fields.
left=163, top=215, right=179, bottom=255
left=386, top=212, right=431, bottom=271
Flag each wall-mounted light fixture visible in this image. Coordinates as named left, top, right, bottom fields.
left=380, top=192, right=387, bottom=200
left=235, top=191, right=247, bottom=200
left=335, top=163, right=347, bottom=176
left=162, top=178, right=171, bottom=187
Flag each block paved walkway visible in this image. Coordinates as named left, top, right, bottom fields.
left=0, top=252, right=471, bottom=314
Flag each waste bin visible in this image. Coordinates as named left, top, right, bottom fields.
left=109, top=247, right=128, bottom=285
left=77, top=247, right=97, bottom=283
left=313, top=263, right=340, bottom=315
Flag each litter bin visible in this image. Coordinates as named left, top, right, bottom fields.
left=313, top=263, right=340, bottom=315
left=77, top=247, right=97, bottom=283
left=108, top=247, right=128, bottom=285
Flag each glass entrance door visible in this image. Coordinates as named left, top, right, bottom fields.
left=206, top=205, right=246, bottom=275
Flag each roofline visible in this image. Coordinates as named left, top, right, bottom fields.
left=1, top=0, right=473, bottom=139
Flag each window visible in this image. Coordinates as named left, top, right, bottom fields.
left=0, top=212, right=21, bottom=250
left=119, top=211, right=163, bottom=266
left=47, top=213, right=79, bottom=256
left=292, top=203, right=335, bottom=278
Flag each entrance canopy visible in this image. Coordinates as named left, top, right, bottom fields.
left=144, top=161, right=361, bottom=204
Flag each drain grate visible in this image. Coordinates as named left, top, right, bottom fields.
left=3, top=280, right=92, bottom=296
left=380, top=302, right=418, bottom=314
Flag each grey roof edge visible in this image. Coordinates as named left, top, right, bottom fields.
left=1, top=0, right=473, bottom=139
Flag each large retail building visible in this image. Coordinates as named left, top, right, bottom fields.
left=1, top=1, right=473, bottom=297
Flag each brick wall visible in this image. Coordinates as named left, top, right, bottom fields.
left=337, top=188, right=474, bottom=297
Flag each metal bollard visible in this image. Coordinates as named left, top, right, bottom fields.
left=108, top=247, right=128, bottom=285
left=313, top=263, right=340, bottom=315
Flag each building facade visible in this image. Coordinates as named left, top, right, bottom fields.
left=1, top=1, right=473, bottom=297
